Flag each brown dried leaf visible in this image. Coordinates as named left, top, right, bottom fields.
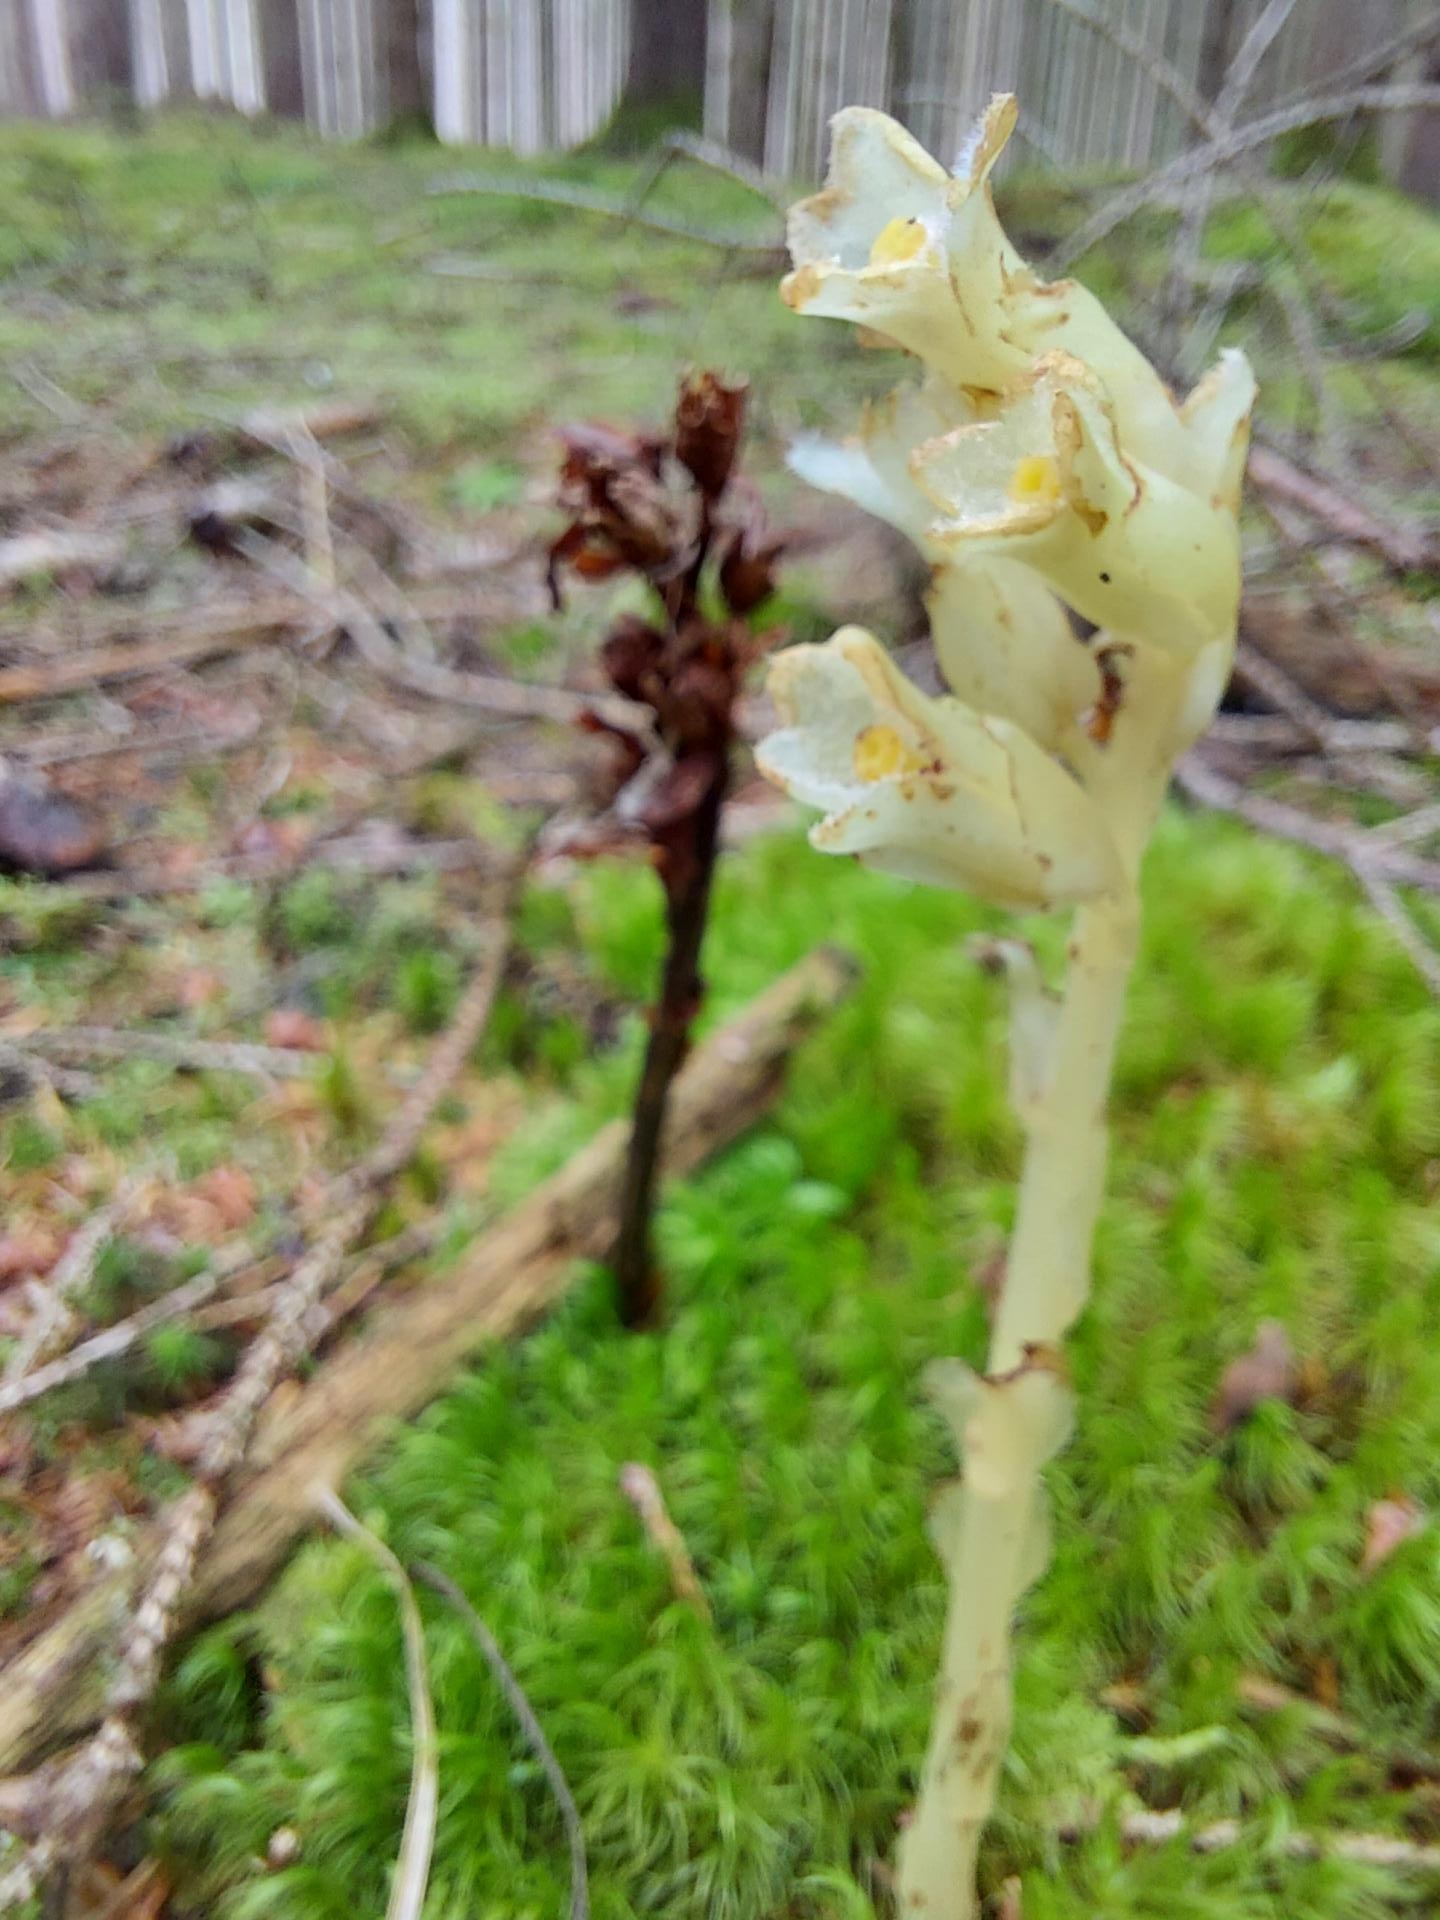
left=189, top=1164, right=258, bottom=1232
left=264, top=1008, right=329, bottom=1053
left=633, top=752, right=722, bottom=837
left=0, top=1231, right=61, bottom=1286
left=719, top=525, right=784, bottom=614
left=599, top=614, right=667, bottom=704
left=1362, top=1496, right=1427, bottom=1575
left=179, top=968, right=226, bottom=1011
left=674, top=371, right=747, bottom=499
left=1211, top=1319, right=1297, bottom=1432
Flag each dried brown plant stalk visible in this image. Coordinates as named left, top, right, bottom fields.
left=548, top=372, right=781, bottom=1325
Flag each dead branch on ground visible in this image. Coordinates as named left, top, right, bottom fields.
left=0, top=947, right=855, bottom=1785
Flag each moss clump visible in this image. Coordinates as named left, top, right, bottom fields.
left=155, top=814, right=1440, bottom=1918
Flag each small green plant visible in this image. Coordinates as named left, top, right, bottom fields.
left=758, top=95, right=1254, bottom=1916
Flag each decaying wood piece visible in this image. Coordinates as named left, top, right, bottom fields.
left=0, top=946, right=854, bottom=1780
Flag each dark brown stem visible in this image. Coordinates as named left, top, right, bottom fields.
left=610, top=757, right=729, bottom=1327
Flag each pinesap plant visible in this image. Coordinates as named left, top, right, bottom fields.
left=755, top=94, right=1254, bottom=1917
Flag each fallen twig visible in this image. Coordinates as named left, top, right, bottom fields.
left=427, top=169, right=782, bottom=255
left=0, top=946, right=856, bottom=1778
left=14, top=1027, right=322, bottom=1080
left=0, top=866, right=521, bottom=1900
left=318, top=1493, right=438, bottom=1920
left=1115, top=1804, right=1440, bottom=1871
left=0, top=1241, right=261, bottom=1419
left=1358, top=871, right=1440, bottom=998
left=0, top=1038, right=96, bottom=1102
left=194, top=1221, right=437, bottom=1341
left=15, top=713, right=265, bottom=770
left=1055, top=84, right=1440, bottom=270
left=619, top=1462, right=711, bottom=1623
left=232, top=525, right=638, bottom=731
left=412, top=1561, right=588, bottom=1920
left=0, top=603, right=301, bottom=705
left=1248, top=443, right=1438, bottom=578
left=0, top=529, right=122, bottom=592
left=1178, top=754, right=1440, bottom=996
left=3, top=1182, right=140, bottom=1387
left=1178, top=754, right=1440, bottom=898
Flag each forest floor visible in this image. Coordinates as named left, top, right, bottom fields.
left=0, top=111, right=1439, bottom=1919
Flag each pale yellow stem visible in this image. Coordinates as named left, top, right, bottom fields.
left=896, top=892, right=1140, bottom=1918
left=990, top=895, right=1139, bottom=1372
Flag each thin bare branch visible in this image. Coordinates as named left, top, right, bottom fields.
left=1246, top=443, right=1438, bottom=576
left=413, top=1562, right=589, bottom=1920
left=1177, top=753, right=1440, bottom=913
left=1117, top=1805, right=1440, bottom=1870
left=317, top=1492, right=438, bottom=1920
left=1217, top=0, right=1300, bottom=119
left=1282, top=5, right=1440, bottom=103
left=232, top=526, right=638, bottom=732
left=427, top=170, right=781, bottom=255
left=619, top=1463, right=712, bottom=1623
left=1055, top=85, right=1440, bottom=270
left=1163, top=0, right=1300, bottom=350
left=15, top=1027, right=322, bottom=1080
left=3, top=1182, right=139, bottom=1386
left=1039, top=0, right=1212, bottom=137
left=1358, top=872, right=1440, bottom=998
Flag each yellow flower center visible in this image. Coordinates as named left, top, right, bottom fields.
left=1007, top=454, right=1063, bottom=506
left=853, top=723, right=919, bottom=782
left=868, top=217, right=926, bottom=267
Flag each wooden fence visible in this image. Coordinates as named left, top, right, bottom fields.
left=0, top=0, right=1433, bottom=195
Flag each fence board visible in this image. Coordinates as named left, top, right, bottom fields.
left=0, top=0, right=1433, bottom=202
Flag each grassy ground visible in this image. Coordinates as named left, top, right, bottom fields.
left=149, top=818, right=1440, bottom=1919
left=2, top=111, right=1438, bottom=487
left=1, top=111, right=1439, bottom=1919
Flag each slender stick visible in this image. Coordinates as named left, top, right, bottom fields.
left=412, top=1562, right=590, bottom=1920
left=318, top=1492, right=438, bottom=1920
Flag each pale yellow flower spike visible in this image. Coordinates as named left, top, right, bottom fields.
left=759, top=94, right=1254, bottom=1920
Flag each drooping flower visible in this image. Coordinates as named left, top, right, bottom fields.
left=774, top=99, right=1256, bottom=788
left=790, top=378, right=1098, bottom=754
left=911, top=349, right=1249, bottom=655
left=756, top=627, right=1123, bottom=909
left=782, top=96, right=1199, bottom=480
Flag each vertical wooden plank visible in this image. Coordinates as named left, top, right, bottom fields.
left=129, top=0, right=170, bottom=104
left=190, top=0, right=216, bottom=99
left=706, top=0, right=733, bottom=144
left=296, top=0, right=327, bottom=131
left=432, top=0, right=467, bottom=142
left=384, top=0, right=424, bottom=122
left=762, top=0, right=798, bottom=175
left=258, top=0, right=303, bottom=115
left=0, top=0, right=35, bottom=115
left=225, top=0, right=265, bottom=112
left=26, top=0, right=76, bottom=114
left=511, top=0, right=543, bottom=154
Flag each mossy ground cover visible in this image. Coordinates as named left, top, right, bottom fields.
left=144, top=816, right=1440, bottom=1920
left=1, top=113, right=1439, bottom=1918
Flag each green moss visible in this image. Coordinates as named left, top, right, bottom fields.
left=154, top=813, right=1440, bottom=1918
